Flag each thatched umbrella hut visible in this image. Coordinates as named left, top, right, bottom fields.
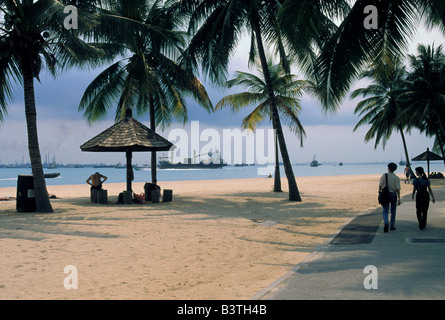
left=80, top=109, right=173, bottom=193
left=411, top=148, right=444, bottom=178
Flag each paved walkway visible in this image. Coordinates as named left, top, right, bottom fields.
left=251, top=186, right=445, bottom=300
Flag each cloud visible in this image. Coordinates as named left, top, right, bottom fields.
left=0, top=109, right=437, bottom=167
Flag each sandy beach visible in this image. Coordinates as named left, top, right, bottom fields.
left=0, top=174, right=413, bottom=300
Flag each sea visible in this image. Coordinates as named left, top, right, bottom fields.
left=1, top=162, right=445, bottom=188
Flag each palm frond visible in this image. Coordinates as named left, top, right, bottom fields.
left=79, top=60, right=127, bottom=123
left=316, top=0, right=419, bottom=111
left=241, top=102, right=269, bottom=131
left=215, top=92, right=266, bottom=112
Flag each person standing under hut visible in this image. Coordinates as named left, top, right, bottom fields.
left=412, top=167, right=436, bottom=230
left=379, top=162, right=401, bottom=232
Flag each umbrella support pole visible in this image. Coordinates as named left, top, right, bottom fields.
left=126, top=151, right=133, bottom=192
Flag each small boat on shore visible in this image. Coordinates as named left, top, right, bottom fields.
left=44, top=173, right=60, bottom=179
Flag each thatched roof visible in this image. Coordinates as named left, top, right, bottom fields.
left=80, top=111, right=173, bottom=152
left=411, top=149, right=444, bottom=161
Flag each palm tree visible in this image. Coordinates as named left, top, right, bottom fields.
left=279, top=0, right=445, bottom=111
left=415, top=115, right=445, bottom=167
left=216, top=60, right=311, bottom=192
left=404, top=44, right=445, bottom=137
left=79, top=0, right=213, bottom=185
left=402, top=44, right=445, bottom=167
left=351, top=58, right=413, bottom=168
left=183, top=0, right=304, bottom=201
left=0, top=0, right=101, bottom=212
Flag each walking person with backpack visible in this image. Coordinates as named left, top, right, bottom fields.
left=412, top=167, right=436, bottom=230
left=379, top=163, right=402, bottom=232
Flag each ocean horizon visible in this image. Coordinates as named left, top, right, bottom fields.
left=2, top=162, right=445, bottom=189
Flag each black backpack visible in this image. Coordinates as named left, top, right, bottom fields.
left=378, top=174, right=391, bottom=206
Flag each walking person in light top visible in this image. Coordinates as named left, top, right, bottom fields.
left=379, top=162, right=401, bottom=232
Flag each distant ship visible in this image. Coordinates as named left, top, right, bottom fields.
left=158, top=150, right=227, bottom=169
left=310, top=155, right=320, bottom=167
left=45, top=153, right=57, bottom=169
left=94, top=163, right=114, bottom=168
left=134, top=164, right=151, bottom=171
left=47, top=163, right=57, bottom=169
left=399, top=154, right=407, bottom=166
left=234, top=163, right=249, bottom=167
left=114, top=162, right=126, bottom=169
left=48, top=155, right=57, bottom=169
left=158, top=160, right=227, bottom=169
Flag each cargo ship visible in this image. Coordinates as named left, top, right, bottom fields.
left=158, top=151, right=227, bottom=169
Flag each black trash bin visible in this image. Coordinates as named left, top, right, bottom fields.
left=16, top=175, right=36, bottom=212
left=144, top=183, right=153, bottom=202
left=144, top=182, right=160, bottom=202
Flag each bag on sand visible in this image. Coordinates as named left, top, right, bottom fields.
left=378, top=173, right=391, bottom=206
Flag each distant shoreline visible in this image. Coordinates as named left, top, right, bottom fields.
left=3, top=161, right=440, bottom=189
left=0, top=173, right=397, bottom=199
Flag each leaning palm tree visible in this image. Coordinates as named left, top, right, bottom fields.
left=183, top=0, right=305, bottom=201
left=216, top=60, right=311, bottom=192
left=351, top=58, right=412, bottom=168
left=79, top=0, right=213, bottom=185
left=0, top=0, right=102, bottom=212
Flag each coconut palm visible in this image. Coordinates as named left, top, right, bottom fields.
left=351, top=58, right=413, bottom=167
left=0, top=0, right=102, bottom=212
left=216, top=60, right=311, bottom=192
left=79, top=0, right=213, bottom=185
left=415, top=115, right=445, bottom=167
left=402, top=44, right=445, bottom=167
left=404, top=44, right=445, bottom=137
left=183, top=0, right=304, bottom=201
left=280, top=0, right=445, bottom=111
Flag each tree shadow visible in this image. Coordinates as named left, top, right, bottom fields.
left=0, top=187, right=367, bottom=256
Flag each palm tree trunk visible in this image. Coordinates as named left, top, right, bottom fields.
left=23, top=69, right=53, bottom=213
left=436, top=114, right=445, bottom=167
left=433, top=127, right=445, bottom=167
left=398, top=126, right=416, bottom=182
left=399, top=127, right=410, bottom=167
left=274, top=129, right=282, bottom=192
left=251, top=7, right=301, bottom=201
left=149, top=95, right=157, bottom=184
left=437, top=113, right=445, bottom=145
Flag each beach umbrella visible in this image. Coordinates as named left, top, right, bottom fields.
left=411, top=148, right=444, bottom=177
left=80, top=109, right=174, bottom=192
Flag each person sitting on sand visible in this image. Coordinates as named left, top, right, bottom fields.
left=86, top=172, right=108, bottom=190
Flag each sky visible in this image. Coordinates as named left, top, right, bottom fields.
left=1, top=23, right=445, bottom=167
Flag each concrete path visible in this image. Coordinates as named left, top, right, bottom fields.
left=252, top=186, right=445, bottom=300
